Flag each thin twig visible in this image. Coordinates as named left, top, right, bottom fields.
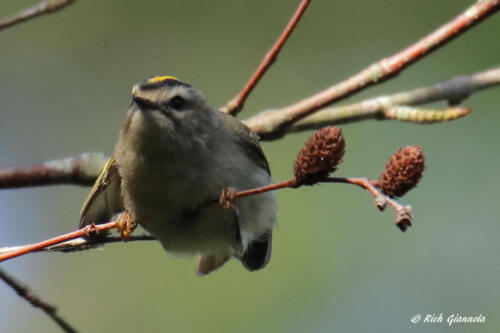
left=0, top=0, right=77, bottom=31
left=323, top=177, right=413, bottom=231
left=45, top=234, right=156, bottom=252
left=0, top=268, right=78, bottom=333
left=221, top=0, right=311, bottom=116
left=282, top=67, right=499, bottom=133
left=0, top=234, right=156, bottom=255
left=0, top=153, right=108, bottom=189
left=232, top=175, right=406, bottom=217
left=0, top=221, right=117, bottom=263
left=235, top=179, right=299, bottom=198
left=223, top=176, right=412, bottom=231
left=245, top=0, right=500, bottom=139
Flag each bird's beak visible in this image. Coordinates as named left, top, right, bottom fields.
left=132, top=96, right=157, bottom=110
left=131, top=85, right=139, bottom=96
left=131, top=85, right=158, bottom=110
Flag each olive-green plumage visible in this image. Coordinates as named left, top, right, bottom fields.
left=80, top=76, right=276, bottom=275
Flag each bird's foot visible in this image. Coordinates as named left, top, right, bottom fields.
left=219, top=187, right=237, bottom=212
left=116, top=211, right=136, bottom=241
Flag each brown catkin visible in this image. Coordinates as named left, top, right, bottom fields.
left=378, top=146, right=425, bottom=197
left=293, top=126, right=345, bottom=185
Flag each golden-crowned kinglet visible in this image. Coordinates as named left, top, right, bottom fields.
left=79, top=76, right=276, bottom=275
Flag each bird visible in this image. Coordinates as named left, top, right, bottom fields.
left=79, top=75, right=276, bottom=275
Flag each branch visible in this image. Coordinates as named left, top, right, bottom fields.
left=0, top=234, right=156, bottom=256
left=0, top=0, right=77, bottom=31
left=224, top=176, right=413, bottom=232
left=0, top=221, right=117, bottom=262
left=0, top=153, right=108, bottom=189
left=324, top=177, right=413, bottom=232
left=280, top=66, right=500, bottom=133
left=244, top=0, right=500, bottom=139
left=221, top=0, right=311, bottom=116
left=1, top=66, right=498, bottom=190
left=0, top=268, right=78, bottom=333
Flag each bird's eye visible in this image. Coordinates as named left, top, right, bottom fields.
left=169, top=96, right=185, bottom=110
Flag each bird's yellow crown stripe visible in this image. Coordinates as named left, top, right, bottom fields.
left=147, top=76, right=179, bottom=84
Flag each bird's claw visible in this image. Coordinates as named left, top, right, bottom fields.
left=116, top=212, right=136, bottom=241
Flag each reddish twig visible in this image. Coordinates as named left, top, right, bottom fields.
left=221, top=0, right=311, bottom=115
left=247, top=0, right=500, bottom=139
left=325, top=177, right=387, bottom=207
left=235, top=179, right=299, bottom=198
left=322, top=177, right=413, bottom=231
left=0, top=268, right=78, bottom=333
left=325, top=177, right=403, bottom=210
left=0, top=0, right=77, bottom=31
left=233, top=176, right=396, bottom=211
left=43, top=234, right=156, bottom=252
left=229, top=176, right=412, bottom=231
left=0, top=221, right=117, bottom=263
left=0, top=153, right=108, bottom=189
left=0, top=234, right=156, bottom=256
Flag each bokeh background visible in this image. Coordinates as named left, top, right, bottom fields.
left=1, top=0, right=499, bottom=332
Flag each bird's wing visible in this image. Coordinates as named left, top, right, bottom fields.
left=79, top=155, right=124, bottom=228
left=221, top=113, right=274, bottom=271
left=223, top=115, right=270, bottom=175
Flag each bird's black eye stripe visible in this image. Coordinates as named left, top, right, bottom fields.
left=169, top=96, right=185, bottom=110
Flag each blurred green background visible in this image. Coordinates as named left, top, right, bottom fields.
left=1, top=0, right=499, bottom=332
